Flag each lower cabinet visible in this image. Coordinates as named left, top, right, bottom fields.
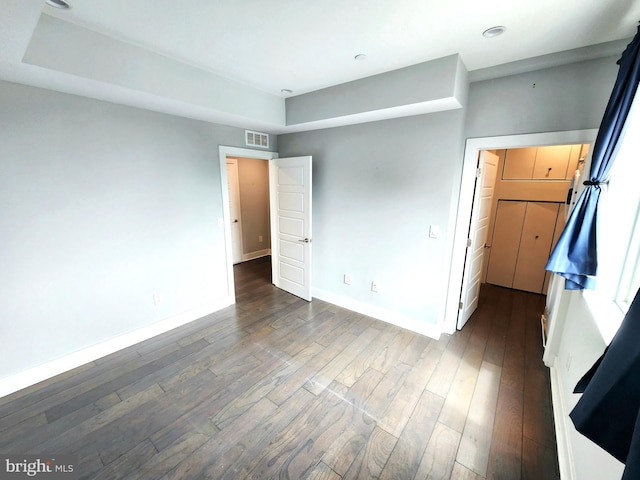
left=486, top=200, right=563, bottom=294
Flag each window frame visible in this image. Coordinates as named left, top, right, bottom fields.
left=583, top=95, right=640, bottom=342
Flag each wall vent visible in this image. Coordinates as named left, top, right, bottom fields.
left=245, top=130, right=269, bottom=149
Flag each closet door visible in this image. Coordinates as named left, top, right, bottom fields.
left=512, top=202, right=560, bottom=292
left=486, top=201, right=527, bottom=288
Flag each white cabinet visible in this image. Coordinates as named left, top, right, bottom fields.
left=503, top=147, right=537, bottom=179
left=503, top=144, right=582, bottom=180
left=486, top=201, right=562, bottom=294
left=533, top=145, right=577, bottom=179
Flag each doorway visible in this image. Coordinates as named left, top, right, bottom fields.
left=445, top=130, right=598, bottom=334
left=219, top=147, right=313, bottom=303
left=226, top=156, right=272, bottom=265
left=219, top=146, right=278, bottom=300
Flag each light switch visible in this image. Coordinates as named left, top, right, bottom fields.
left=429, top=225, right=440, bottom=238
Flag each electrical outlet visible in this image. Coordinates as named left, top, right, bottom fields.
left=371, top=281, right=378, bottom=293
left=153, top=293, right=162, bottom=306
left=344, top=274, right=351, bottom=285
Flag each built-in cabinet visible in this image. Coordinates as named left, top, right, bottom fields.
left=486, top=200, right=563, bottom=294
left=502, top=144, right=583, bottom=180
left=480, top=143, right=589, bottom=295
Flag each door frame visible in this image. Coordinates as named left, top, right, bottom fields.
left=225, top=157, right=244, bottom=265
left=444, top=129, right=598, bottom=334
left=219, top=146, right=278, bottom=300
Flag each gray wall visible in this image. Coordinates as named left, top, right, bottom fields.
left=0, top=52, right=622, bottom=389
left=278, top=54, right=619, bottom=333
left=0, top=80, right=275, bottom=380
left=465, top=56, right=618, bottom=138
left=278, top=110, right=465, bottom=324
left=286, top=55, right=462, bottom=125
left=25, top=14, right=285, bottom=126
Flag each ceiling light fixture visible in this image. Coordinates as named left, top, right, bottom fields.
left=482, top=26, right=506, bottom=38
left=281, top=89, right=293, bottom=94
left=46, top=0, right=72, bottom=9
left=354, top=54, right=367, bottom=61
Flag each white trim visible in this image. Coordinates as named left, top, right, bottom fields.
left=242, top=248, right=272, bottom=262
left=543, top=274, right=572, bottom=367
left=218, top=146, right=278, bottom=301
left=444, top=129, right=599, bottom=334
left=312, top=287, right=442, bottom=340
left=550, top=364, right=576, bottom=480
left=0, top=296, right=233, bottom=399
left=582, top=290, right=625, bottom=345
left=226, top=157, right=244, bottom=264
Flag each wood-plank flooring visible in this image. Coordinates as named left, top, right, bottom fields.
left=0, top=257, right=559, bottom=479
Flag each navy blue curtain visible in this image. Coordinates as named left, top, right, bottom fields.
left=546, top=25, right=640, bottom=290
left=570, top=287, right=640, bottom=479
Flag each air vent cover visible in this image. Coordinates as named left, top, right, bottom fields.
left=245, top=130, right=269, bottom=149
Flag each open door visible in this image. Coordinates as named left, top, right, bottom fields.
left=269, top=156, right=313, bottom=301
left=457, top=150, right=499, bottom=329
left=226, top=158, right=244, bottom=264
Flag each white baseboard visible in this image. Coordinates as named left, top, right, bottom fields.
left=312, top=288, right=442, bottom=340
left=242, top=249, right=271, bottom=262
left=0, top=296, right=234, bottom=399
left=550, top=365, right=575, bottom=480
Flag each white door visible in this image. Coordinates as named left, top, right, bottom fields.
left=486, top=201, right=527, bottom=288
left=487, top=201, right=560, bottom=294
left=512, top=202, right=559, bottom=293
left=270, top=156, right=312, bottom=301
left=226, top=159, right=243, bottom=264
left=457, top=151, right=499, bottom=329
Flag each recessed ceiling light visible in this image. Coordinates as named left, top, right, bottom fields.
left=482, top=26, right=506, bottom=38
left=354, top=54, right=368, bottom=61
left=281, top=89, right=293, bottom=94
left=46, top=0, right=72, bottom=9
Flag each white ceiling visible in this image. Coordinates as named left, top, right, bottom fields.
left=2, top=0, right=639, bottom=131
left=44, top=0, right=640, bottom=96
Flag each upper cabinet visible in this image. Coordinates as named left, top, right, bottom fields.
left=502, top=144, right=586, bottom=180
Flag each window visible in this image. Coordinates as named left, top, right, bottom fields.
left=617, top=217, right=640, bottom=311
left=584, top=95, right=640, bottom=334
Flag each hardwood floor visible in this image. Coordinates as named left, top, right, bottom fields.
left=0, top=257, right=559, bottom=479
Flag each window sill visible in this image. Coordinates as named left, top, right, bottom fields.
left=582, top=290, right=625, bottom=345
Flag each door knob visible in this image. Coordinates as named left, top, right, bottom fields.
left=233, top=219, right=238, bottom=223
left=298, top=238, right=311, bottom=243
